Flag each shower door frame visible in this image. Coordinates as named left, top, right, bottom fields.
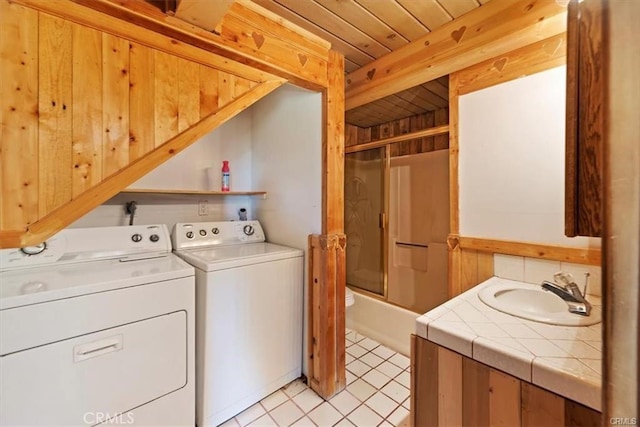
left=345, top=145, right=391, bottom=300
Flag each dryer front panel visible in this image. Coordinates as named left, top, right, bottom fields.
left=0, top=311, right=187, bottom=426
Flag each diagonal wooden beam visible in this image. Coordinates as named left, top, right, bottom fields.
left=345, top=0, right=568, bottom=110
left=174, top=0, right=235, bottom=32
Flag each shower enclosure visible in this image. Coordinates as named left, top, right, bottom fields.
left=345, top=147, right=450, bottom=314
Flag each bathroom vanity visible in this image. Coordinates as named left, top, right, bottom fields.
left=411, top=277, right=601, bottom=426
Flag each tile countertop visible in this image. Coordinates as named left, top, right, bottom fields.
left=415, top=276, right=602, bottom=411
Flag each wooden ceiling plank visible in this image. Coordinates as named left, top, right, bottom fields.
left=438, top=0, right=482, bottom=19
left=422, top=79, right=449, bottom=99
left=273, top=0, right=391, bottom=58
left=396, top=0, right=452, bottom=31
left=370, top=96, right=419, bottom=117
left=174, top=0, right=234, bottom=32
left=354, top=0, right=430, bottom=41
left=345, top=0, right=567, bottom=109
left=395, top=89, right=439, bottom=111
left=414, top=86, right=449, bottom=108
left=251, top=0, right=374, bottom=66
left=385, top=94, right=427, bottom=115
left=314, top=0, right=410, bottom=50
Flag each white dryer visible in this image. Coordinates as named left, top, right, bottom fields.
left=0, top=224, right=195, bottom=426
left=172, top=221, right=303, bottom=427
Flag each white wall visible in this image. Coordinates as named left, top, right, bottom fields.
left=71, top=109, right=255, bottom=229
left=459, top=66, right=600, bottom=248
left=251, top=84, right=322, bottom=377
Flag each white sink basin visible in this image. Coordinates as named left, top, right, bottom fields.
left=478, top=281, right=601, bottom=326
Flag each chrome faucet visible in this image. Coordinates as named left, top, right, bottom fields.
left=541, top=272, right=592, bottom=316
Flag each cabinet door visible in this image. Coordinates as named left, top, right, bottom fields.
left=565, top=0, right=604, bottom=237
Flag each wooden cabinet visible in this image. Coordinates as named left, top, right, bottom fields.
left=565, top=0, right=604, bottom=238
left=411, top=335, right=601, bottom=426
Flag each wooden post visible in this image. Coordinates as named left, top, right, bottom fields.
left=308, top=234, right=346, bottom=399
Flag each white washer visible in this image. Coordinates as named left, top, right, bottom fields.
left=0, top=224, right=195, bottom=426
left=172, top=221, right=303, bottom=427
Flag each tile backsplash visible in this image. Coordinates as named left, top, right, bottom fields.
left=493, top=254, right=602, bottom=297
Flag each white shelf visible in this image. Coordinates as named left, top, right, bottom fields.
left=120, top=188, right=266, bottom=196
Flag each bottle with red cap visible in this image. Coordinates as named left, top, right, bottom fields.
left=221, top=161, right=230, bottom=192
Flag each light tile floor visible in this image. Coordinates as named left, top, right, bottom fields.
left=221, top=329, right=411, bottom=427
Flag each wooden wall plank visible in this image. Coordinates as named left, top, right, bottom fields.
left=178, top=58, right=200, bottom=133
left=234, top=77, right=253, bottom=99
left=459, top=236, right=602, bottom=266
left=129, top=42, right=155, bottom=162
left=72, top=24, right=103, bottom=197
left=522, top=383, right=565, bottom=427
left=438, top=347, right=463, bottom=426
left=565, top=400, right=600, bottom=427
left=489, top=368, right=521, bottom=426
left=412, top=335, right=439, bottom=426
left=0, top=0, right=39, bottom=230
left=154, top=50, right=179, bottom=147
left=16, top=0, right=276, bottom=84
left=199, top=65, right=219, bottom=118
left=38, top=13, right=73, bottom=218
left=434, top=108, right=449, bottom=150
left=102, top=33, right=130, bottom=177
left=462, top=356, right=490, bottom=426
left=460, top=249, right=479, bottom=294
left=6, top=80, right=286, bottom=248
left=477, top=251, right=495, bottom=283
left=218, top=72, right=235, bottom=108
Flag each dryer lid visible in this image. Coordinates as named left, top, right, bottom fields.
left=175, top=242, right=303, bottom=271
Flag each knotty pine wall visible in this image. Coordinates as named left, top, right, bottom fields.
left=345, top=108, right=449, bottom=157
left=0, top=0, right=259, bottom=237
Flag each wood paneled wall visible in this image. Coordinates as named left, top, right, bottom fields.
left=412, top=336, right=601, bottom=427
left=345, top=108, right=449, bottom=158
left=0, top=0, right=284, bottom=247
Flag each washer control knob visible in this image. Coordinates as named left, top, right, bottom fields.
left=199, top=229, right=207, bottom=237
left=186, top=231, right=194, bottom=239
left=243, top=225, right=255, bottom=236
left=20, top=243, right=47, bottom=256
left=149, top=234, right=160, bottom=242
left=211, top=227, right=220, bottom=235
left=131, top=234, right=143, bottom=243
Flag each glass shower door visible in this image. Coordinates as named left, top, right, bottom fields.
left=344, top=148, right=386, bottom=296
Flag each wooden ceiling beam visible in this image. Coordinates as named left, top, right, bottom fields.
left=345, top=0, right=567, bottom=110
left=62, top=0, right=331, bottom=90
left=174, top=0, right=234, bottom=32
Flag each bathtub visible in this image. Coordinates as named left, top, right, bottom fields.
left=346, top=288, right=419, bottom=356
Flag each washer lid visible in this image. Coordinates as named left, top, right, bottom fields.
left=0, top=254, right=194, bottom=310
left=175, top=242, right=303, bottom=271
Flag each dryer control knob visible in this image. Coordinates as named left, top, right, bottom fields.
left=149, top=234, right=160, bottom=242
left=20, top=242, right=47, bottom=256
left=131, top=234, right=143, bottom=243
left=243, top=225, right=255, bottom=236
left=186, top=231, right=194, bottom=239
left=199, top=229, right=207, bottom=236
left=211, top=227, right=220, bottom=235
